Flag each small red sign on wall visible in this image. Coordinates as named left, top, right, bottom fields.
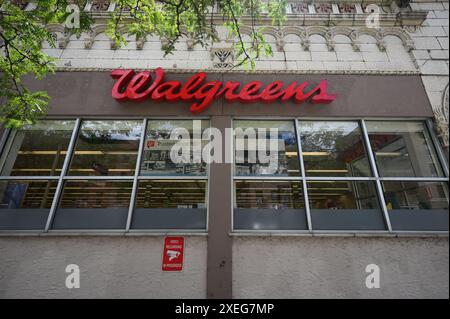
left=162, top=237, right=185, bottom=272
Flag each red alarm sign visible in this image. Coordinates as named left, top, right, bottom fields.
left=162, top=237, right=185, bottom=272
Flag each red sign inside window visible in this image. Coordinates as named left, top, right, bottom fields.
left=162, top=237, right=185, bottom=272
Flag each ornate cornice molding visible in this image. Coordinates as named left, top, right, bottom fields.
left=47, top=24, right=416, bottom=53
left=54, top=67, right=421, bottom=75
left=31, top=0, right=428, bottom=29
left=433, top=83, right=449, bottom=148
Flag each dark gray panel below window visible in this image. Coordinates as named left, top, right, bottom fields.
left=131, top=208, right=207, bottom=230
left=234, top=208, right=308, bottom=230
left=0, top=209, right=49, bottom=230
left=389, top=210, right=449, bottom=231
left=310, top=209, right=387, bottom=231
left=51, top=208, right=128, bottom=230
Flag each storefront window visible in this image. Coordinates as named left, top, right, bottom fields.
left=140, top=120, right=209, bottom=176
left=299, top=121, right=372, bottom=177
left=233, top=120, right=300, bottom=176
left=51, top=180, right=133, bottom=230
left=0, top=118, right=447, bottom=233
left=366, top=121, right=443, bottom=177
left=68, top=120, right=143, bottom=176
left=131, top=180, right=207, bottom=230
left=383, top=181, right=449, bottom=231
left=0, top=180, right=57, bottom=230
left=234, top=180, right=307, bottom=230
left=232, top=119, right=448, bottom=232
left=307, top=181, right=386, bottom=230
left=0, top=121, right=75, bottom=176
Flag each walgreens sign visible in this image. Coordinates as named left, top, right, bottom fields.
left=111, top=68, right=337, bottom=113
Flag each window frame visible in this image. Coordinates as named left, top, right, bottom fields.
left=0, top=117, right=210, bottom=234
left=231, top=117, right=449, bottom=234
left=0, top=117, right=448, bottom=235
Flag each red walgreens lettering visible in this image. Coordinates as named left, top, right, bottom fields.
left=111, top=68, right=337, bottom=113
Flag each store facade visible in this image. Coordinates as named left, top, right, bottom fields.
left=0, top=0, right=449, bottom=299
left=1, top=69, right=448, bottom=298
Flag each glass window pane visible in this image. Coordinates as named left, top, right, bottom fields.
left=366, top=121, right=443, bottom=177
left=235, top=180, right=304, bottom=209
left=0, top=121, right=75, bottom=176
left=299, top=121, right=372, bottom=177
left=140, top=120, right=209, bottom=176
left=383, top=181, right=449, bottom=231
left=307, top=181, right=386, bottom=230
left=68, top=120, right=142, bottom=176
left=52, top=180, right=133, bottom=230
left=234, top=180, right=307, bottom=230
left=0, top=180, right=57, bottom=230
left=132, top=180, right=207, bottom=230
left=234, top=120, right=300, bottom=176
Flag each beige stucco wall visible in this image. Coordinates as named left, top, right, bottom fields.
left=0, top=236, right=207, bottom=298
left=1, top=236, right=447, bottom=298
left=233, top=236, right=449, bottom=299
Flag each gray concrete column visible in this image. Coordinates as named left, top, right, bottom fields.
left=207, top=115, right=233, bottom=299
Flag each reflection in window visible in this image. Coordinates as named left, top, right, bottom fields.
left=0, top=180, right=56, bottom=209
left=59, top=180, right=132, bottom=208
left=307, top=181, right=379, bottom=209
left=235, top=180, right=304, bottom=209
left=307, top=181, right=386, bottom=230
left=234, top=180, right=307, bottom=230
left=140, top=120, right=209, bottom=176
left=0, top=180, right=57, bottom=230
left=135, top=180, right=207, bottom=209
left=383, top=182, right=449, bottom=231
left=68, top=120, right=142, bottom=176
left=132, top=180, right=207, bottom=230
left=299, top=121, right=372, bottom=177
left=52, top=180, right=133, bottom=230
left=234, top=120, right=299, bottom=176
left=366, top=121, right=443, bottom=177
left=0, top=121, right=75, bottom=176
left=383, top=182, right=449, bottom=211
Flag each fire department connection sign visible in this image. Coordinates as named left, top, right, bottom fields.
left=162, top=237, right=185, bottom=272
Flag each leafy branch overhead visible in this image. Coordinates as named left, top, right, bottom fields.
left=0, top=0, right=288, bottom=128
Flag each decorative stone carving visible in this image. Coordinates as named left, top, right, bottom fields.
left=349, top=30, right=361, bottom=51
left=290, top=3, right=309, bottom=14
left=338, top=4, right=357, bottom=14
left=377, top=39, right=387, bottom=51
left=84, top=33, right=95, bottom=49
left=382, top=27, right=416, bottom=51
left=136, top=37, right=146, bottom=50
left=210, top=48, right=234, bottom=69
left=186, top=38, right=196, bottom=51
left=302, top=38, right=310, bottom=51
left=160, top=38, right=169, bottom=50
left=375, top=31, right=386, bottom=51
left=276, top=38, right=286, bottom=51
left=315, top=4, right=333, bottom=14
left=58, top=32, right=71, bottom=49
left=83, top=25, right=107, bottom=49
left=403, top=25, right=417, bottom=33
left=46, top=23, right=417, bottom=57
left=325, top=31, right=335, bottom=51
left=362, top=4, right=391, bottom=14
left=433, top=84, right=449, bottom=148
left=91, top=0, right=110, bottom=12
